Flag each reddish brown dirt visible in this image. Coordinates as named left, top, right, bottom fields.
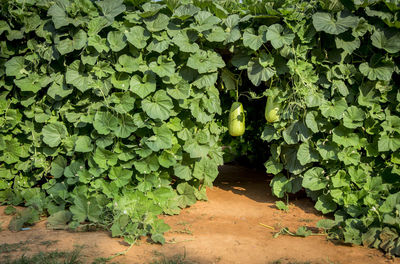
left=0, top=165, right=399, bottom=264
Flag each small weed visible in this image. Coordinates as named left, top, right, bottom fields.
left=270, top=260, right=312, bottom=264
left=4, top=206, right=17, bottom=215
left=177, top=221, right=190, bottom=226
left=172, top=227, right=193, bottom=235
left=299, top=219, right=313, bottom=223
left=151, top=254, right=191, bottom=264
left=92, top=257, right=119, bottom=264
left=0, top=248, right=83, bottom=264
left=39, top=240, right=59, bottom=247
left=0, top=241, right=32, bottom=254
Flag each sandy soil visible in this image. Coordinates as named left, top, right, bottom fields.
left=0, top=165, right=398, bottom=264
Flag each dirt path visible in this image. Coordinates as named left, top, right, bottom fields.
left=0, top=165, right=398, bottom=264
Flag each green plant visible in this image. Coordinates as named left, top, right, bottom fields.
left=0, top=0, right=400, bottom=257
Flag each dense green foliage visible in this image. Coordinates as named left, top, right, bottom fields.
left=0, top=0, right=226, bottom=244
left=1, top=0, right=400, bottom=256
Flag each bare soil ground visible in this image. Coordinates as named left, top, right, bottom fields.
left=0, top=165, right=398, bottom=264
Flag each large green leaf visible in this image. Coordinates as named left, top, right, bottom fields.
left=5, top=56, right=27, bottom=78
left=93, top=111, right=118, bottom=135
left=371, top=28, right=400, bottom=53
left=247, top=57, right=275, bottom=86
left=144, top=13, right=170, bottom=32
left=96, top=0, right=125, bottom=22
left=302, top=167, right=327, bottom=191
left=66, top=61, right=93, bottom=92
left=42, top=122, right=68, bottom=147
left=141, top=90, right=173, bottom=120
left=70, top=194, right=101, bottom=222
left=359, top=57, right=394, bottom=81
left=74, top=136, right=93, bottom=153
left=243, top=31, right=263, bottom=50
left=312, top=11, right=359, bottom=35
left=266, top=24, right=295, bottom=49
left=125, top=26, right=150, bottom=49
left=187, top=50, right=225, bottom=74
left=144, top=125, right=173, bottom=152
left=130, top=73, right=156, bottom=98
left=107, top=31, right=126, bottom=52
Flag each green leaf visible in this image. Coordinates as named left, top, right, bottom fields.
left=243, top=31, right=263, bottom=50
left=342, top=106, right=365, bottom=129
left=141, top=90, right=173, bottom=121
left=183, top=139, right=210, bottom=158
left=107, top=31, right=126, bottom=52
left=116, top=54, right=144, bottom=73
left=125, top=26, right=150, bottom=49
left=4, top=205, right=16, bottom=215
left=312, top=11, right=359, bottom=35
left=378, top=134, right=400, bottom=152
left=47, top=210, right=72, bottom=229
left=176, top=183, right=196, bottom=208
left=5, top=56, right=27, bottom=78
left=173, top=4, right=200, bottom=20
left=247, top=57, right=275, bottom=86
left=320, top=98, right=347, bottom=119
left=264, top=158, right=283, bottom=174
left=145, top=125, right=173, bottom=152
left=359, top=59, right=394, bottom=81
left=297, top=142, right=320, bottom=166
left=42, top=122, right=68, bottom=147
left=315, top=195, right=337, bottom=214
left=171, top=30, right=199, bottom=53
left=167, top=80, right=191, bottom=99
left=371, top=28, right=400, bottom=53
left=111, top=92, right=135, bottom=114
left=115, top=115, right=136, bottom=138
left=296, top=226, right=312, bottom=237
left=88, top=35, right=110, bottom=53
left=56, top=30, right=87, bottom=55
left=332, top=126, right=364, bottom=149
left=338, top=147, right=361, bottom=165
left=144, top=13, right=170, bottom=32
left=14, top=74, right=43, bottom=93
left=70, top=194, right=101, bottom=223
left=93, top=147, right=118, bottom=169
left=51, top=156, right=67, bottom=178
left=174, top=165, right=192, bottom=181
left=74, top=136, right=93, bottom=153
left=47, top=74, right=73, bottom=100
left=302, top=167, right=327, bottom=191
left=93, top=111, right=118, bottom=135
left=47, top=0, right=70, bottom=29
left=316, top=219, right=336, bottom=230
left=266, top=24, right=295, bottom=49
left=187, top=50, right=225, bottom=74
left=130, top=73, right=156, bottom=98
left=193, top=157, right=219, bottom=185
left=270, top=174, right=290, bottom=198
left=282, top=121, right=311, bottom=145
left=96, top=0, right=125, bottom=22
left=149, top=56, right=176, bottom=77
left=66, top=61, right=93, bottom=92
left=205, top=26, right=227, bottom=42
left=275, top=201, right=289, bottom=211
left=8, top=208, right=39, bottom=231
left=109, top=166, right=132, bottom=187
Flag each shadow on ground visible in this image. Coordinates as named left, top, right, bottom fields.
left=214, top=164, right=322, bottom=216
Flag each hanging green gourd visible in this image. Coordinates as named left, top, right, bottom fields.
left=265, top=95, right=280, bottom=123
left=228, top=77, right=245, bottom=137
left=228, top=102, right=245, bottom=136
